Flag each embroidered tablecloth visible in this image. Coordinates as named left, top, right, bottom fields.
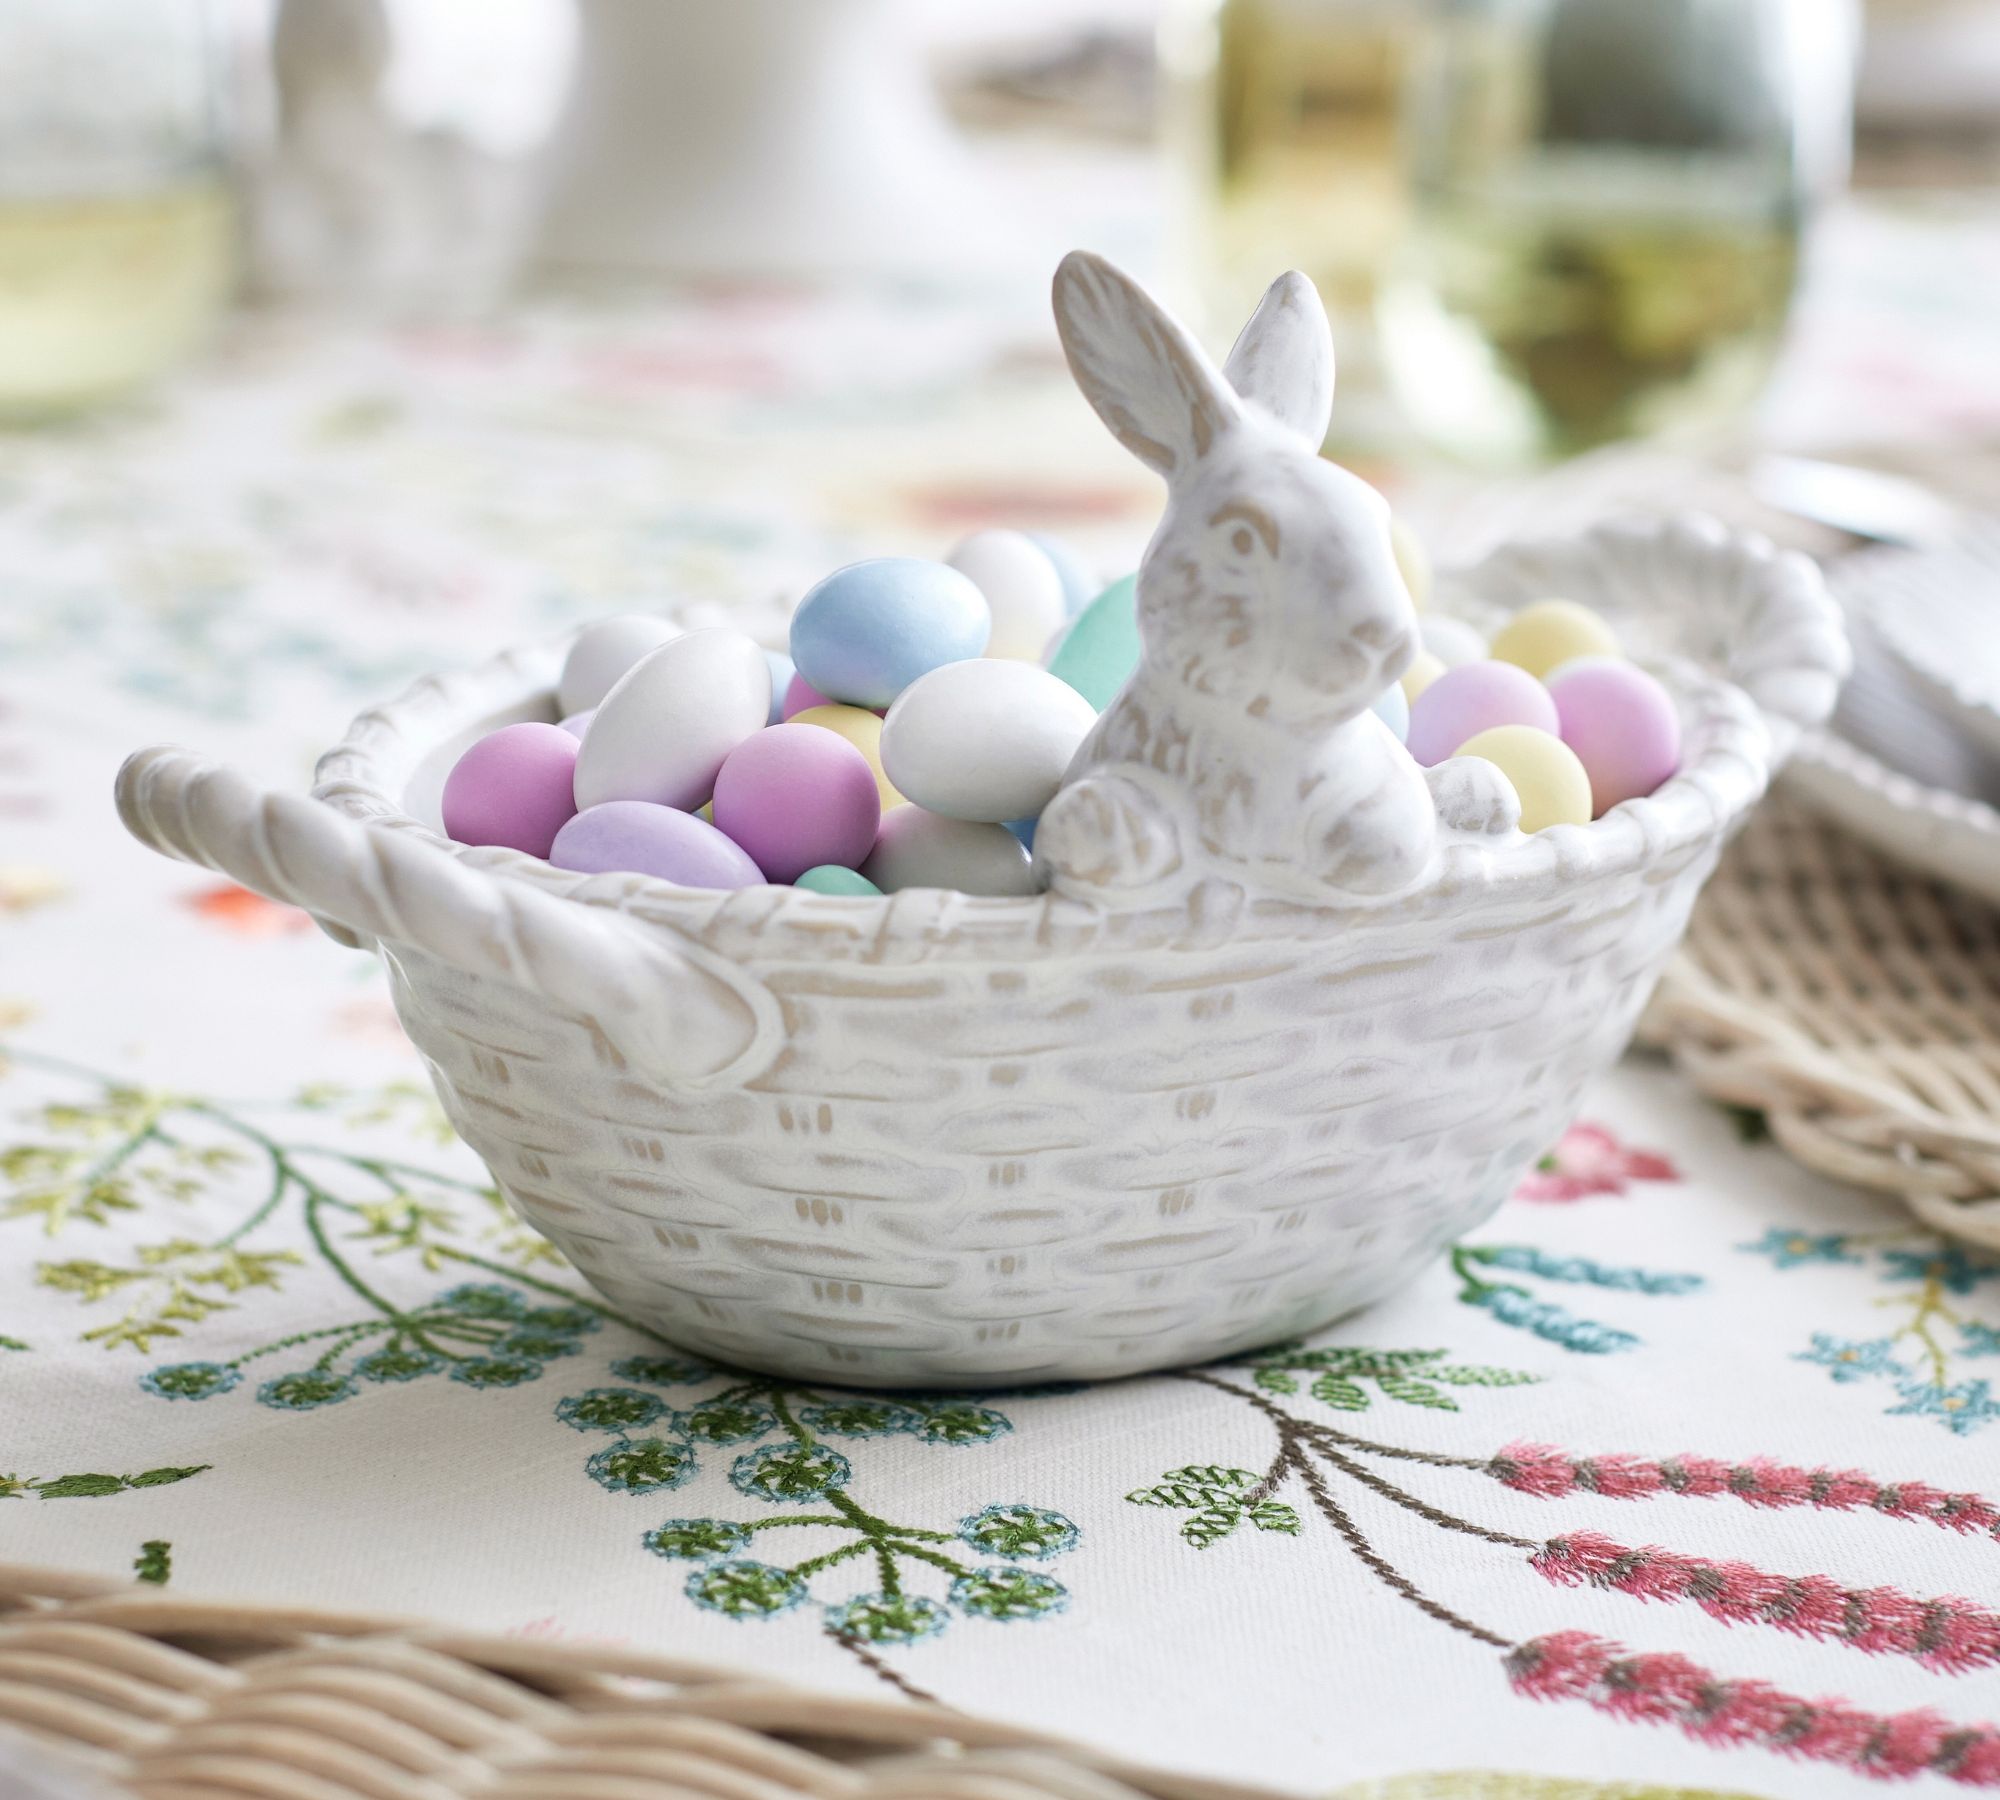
left=4, top=214, right=2000, bottom=1800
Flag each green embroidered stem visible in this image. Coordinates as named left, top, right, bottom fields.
left=744, top=1514, right=851, bottom=1532
left=790, top=1540, right=871, bottom=1581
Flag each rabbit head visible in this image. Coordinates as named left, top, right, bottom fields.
left=1053, top=252, right=1416, bottom=727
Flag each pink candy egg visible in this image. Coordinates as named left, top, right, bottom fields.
left=712, top=723, right=882, bottom=883
left=441, top=722, right=578, bottom=858
left=782, top=672, right=835, bottom=720
left=550, top=801, right=765, bottom=889
left=1546, top=657, right=1681, bottom=816
left=1406, top=659, right=1560, bottom=767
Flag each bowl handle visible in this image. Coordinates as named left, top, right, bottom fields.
left=114, top=745, right=786, bottom=1090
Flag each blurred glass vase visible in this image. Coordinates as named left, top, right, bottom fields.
left=1379, top=0, right=1857, bottom=463
left=0, top=0, right=232, bottom=419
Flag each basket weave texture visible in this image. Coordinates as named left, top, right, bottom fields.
left=1642, top=795, right=2000, bottom=1249
left=0, top=1563, right=1282, bottom=1800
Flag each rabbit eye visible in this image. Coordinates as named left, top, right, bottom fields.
left=1230, top=527, right=1254, bottom=556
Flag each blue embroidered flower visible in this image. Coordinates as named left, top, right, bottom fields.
left=1886, top=1378, right=2000, bottom=1436
left=354, top=1345, right=443, bottom=1383
left=257, top=1369, right=358, bottom=1410
left=643, top=1518, right=750, bottom=1561
left=1880, top=1247, right=1997, bottom=1295
left=674, top=1400, right=777, bottom=1445
left=449, top=1355, right=543, bottom=1390
left=437, top=1283, right=529, bottom=1319
left=141, top=1361, right=240, bottom=1402
left=609, top=1354, right=713, bottom=1387
left=949, top=1566, right=1069, bottom=1622
left=958, top=1503, right=1079, bottom=1560
left=912, top=1404, right=1013, bottom=1446
left=796, top=1399, right=925, bottom=1439
left=825, top=1592, right=949, bottom=1645
left=517, top=1304, right=600, bottom=1337
left=556, top=1388, right=669, bottom=1432
left=587, top=1437, right=695, bottom=1495
left=729, top=1442, right=852, bottom=1503
left=1474, top=1246, right=1701, bottom=1295
left=1467, top=1285, right=1638, bottom=1354
left=495, top=1329, right=584, bottom=1363
left=1796, top=1333, right=1908, bottom=1385
left=1739, top=1228, right=1861, bottom=1269
left=685, top=1560, right=807, bottom=1619
left=1960, top=1322, right=2000, bottom=1359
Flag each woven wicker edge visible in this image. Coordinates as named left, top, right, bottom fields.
left=0, top=1560, right=1293, bottom=1800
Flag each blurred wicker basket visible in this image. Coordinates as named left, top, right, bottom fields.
left=0, top=1561, right=1279, bottom=1800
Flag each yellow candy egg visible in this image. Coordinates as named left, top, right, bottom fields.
left=1390, top=515, right=1431, bottom=611
left=1400, top=649, right=1446, bottom=703
left=1488, top=599, right=1620, bottom=680
left=1453, top=725, right=1592, bottom=833
left=790, top=704, right=906, bottom=810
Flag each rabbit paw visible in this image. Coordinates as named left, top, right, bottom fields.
left=1036, top=774, right=1184, bottom=898
left=1427, top=756, right=1522, bottom=839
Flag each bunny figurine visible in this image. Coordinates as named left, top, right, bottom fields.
left=1035, top=252, right=1516, bottom=906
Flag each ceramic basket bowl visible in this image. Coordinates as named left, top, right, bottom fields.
left=116, top=516, right=1844, bottom=1387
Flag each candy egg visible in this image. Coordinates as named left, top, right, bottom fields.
left=550, top=801, right=765, bottom=889
left=1489, top=598, right=1620, bottom=680
left=574, top=628, right=771, bottom=812
left=711, top=723, right=882, bottom=883
left=949, top=529, right=1069, bottom=662
left=762, top=649, right=796, bottom=726
left=796, top=865, right=883, bottom=897
left=1369, top=681, right=1409, bottom=743
left=1005, top=817, right=1037, bottom=852
left=881, top=659, right=1097, bottom=823
left=1406, top=659, right=1559, bottom=767
left=558, top=614, right=680, bottom=717
left=1419, top=615, right=1487, bottom=669
left=789, top=557, right=990, bottom=709
left=782, top=671, right=835, bottom=720
left=1399, top=650, right=1445, bottom=704
left=863, top=807, right=1039, bottom=897
left=442, top=722, right=578, bottom=858
left=789, top=703, right=904, bottom=809
left=1046, top=572, right=1139, bottom=710
left=1451, top=726, right=1592, bottom=833
left=1546, top=657, right=1681, bottom=816
left=1391, top=516, right=1431, bottom=610
left=557, top=709, right=595, bottom=738
left=1027, top=531, right=1097, bottom=618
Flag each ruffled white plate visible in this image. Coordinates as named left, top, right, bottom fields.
left=1855, top=519, right=2000, bottom=758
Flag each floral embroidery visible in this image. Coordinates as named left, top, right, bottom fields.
left=1241, top=1344, right=1537, bottom=1410
left=556, top=1360, right=1077, bottom=1671
left=1451, top=1246, right=1701, bottom=1354
left=1129, top=1359, right=2000, bottom=1784
left=1741, top=1225, right=2000, bottom=1435
left=0, top=1464, right=207, bottom=1500
left=180, top=883, right=314, bottom=937
left=1513, top=1124, right=1678, bottom=1203
left=134, top=1540, right=171, bottom=1586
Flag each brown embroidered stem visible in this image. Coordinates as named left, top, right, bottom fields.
left=825, top=1626, right=948, bottom=1708
left=1315, top=1440, right=1538, bottom=1551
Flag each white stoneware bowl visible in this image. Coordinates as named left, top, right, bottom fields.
left=115, top=514, right=1843, bottom=1387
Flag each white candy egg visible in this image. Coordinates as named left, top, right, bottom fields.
left=574, top=628, right=772, bottom=812
left=559, top=614, right=681, bottom=716
left=880, top=658, right=1098, bottom=824
left=1420, top=614, right=1489, bottom=669
left=948, top=529, right=1069, bottom=662
left=862, top=807, right=1040, bottom=897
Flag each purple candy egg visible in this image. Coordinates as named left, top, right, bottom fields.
left=557, top=709, right=595, bottom=738
left=712, top=722, right=882, bottom=883
left=1406, top=659, right=1561, bottom=767
left=782, top=672, right=834, bottom=720
left=1547, top=657, right=1681, bottom=816
left=441, top=722, right=579, bottom=858
left=549, top=801, right=766, bottom=889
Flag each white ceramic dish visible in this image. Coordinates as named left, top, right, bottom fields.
left=112, top=258, right=1844, bottom=1388
left=1853, top=519, right=2000, bottom=758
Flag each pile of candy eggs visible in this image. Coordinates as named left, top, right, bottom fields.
left=1393, top=597, right=1682, bottom=832
left=441, top=529, right=1107, bottom=898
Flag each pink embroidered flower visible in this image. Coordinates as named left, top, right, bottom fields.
left=182, top=883, right=314, bottom=938
left=1514, top=1123, right=1680, bottom=1203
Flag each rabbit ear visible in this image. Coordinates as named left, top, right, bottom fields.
left=1053, top=250, right=1240, bottom=478
left=1223, top=270, right=1334, bottom=448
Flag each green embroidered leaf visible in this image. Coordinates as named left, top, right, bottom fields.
left=1161, top=1465, right=1255, bottom=1490
left=1311, top=1373, right=1370, bottom=1410
left=123, top=1465, right=210, bottom=1489
left=1253, top=1366, right=1298, bottom=1396
left=1248, top=1500, right=1300, bottom=1535
left=134, top=1540, right=171, bottom=1586
left=30, top=1473, right=126, bottom=1498
left=1125, top=1483, right=1205, bottom=1508
left=0, top=1475, right=27, bottom=1499
left=1374, top=1371, right=1456, bottom=1410
left=1181, top=1504, right=1240, bottom=1548
left=1431, top=1364, right=1539, bottom=1389
left=0, top=1334, right=27, bottom=1352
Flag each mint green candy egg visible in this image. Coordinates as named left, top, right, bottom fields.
left=1045, top=572, right=1138, bottom=711
left=795, top=864, right=882, bottom=896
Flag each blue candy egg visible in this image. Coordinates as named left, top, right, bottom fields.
left=1027, top=531, right=1098, bottom=618
left=789, top=558, right=990, bottom=710
left=1004, top=816, right=1037, bottom=853
left=762, top=648, right=796, bottom=726
left=1370, top=679, right=1410, bottom=743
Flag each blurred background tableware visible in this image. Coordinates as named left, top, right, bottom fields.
left=0, top=0, right=233, bottom=419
